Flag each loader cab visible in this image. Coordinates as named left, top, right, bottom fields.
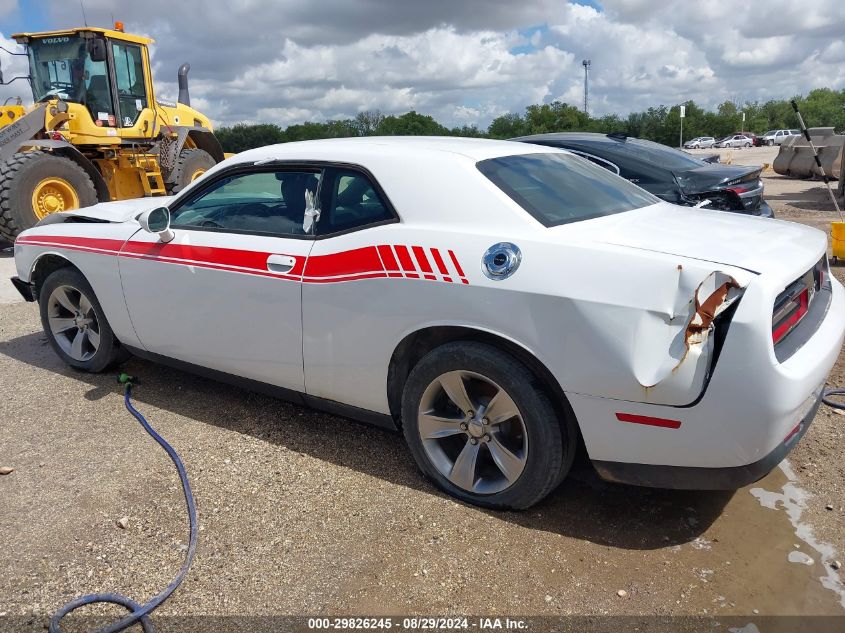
left=15, top=27, right=156, bottom=141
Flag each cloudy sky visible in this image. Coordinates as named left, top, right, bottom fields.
left=1, top=0, right=842, bottom=128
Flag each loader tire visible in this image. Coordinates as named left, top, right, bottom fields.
left=0, top=151, right=98, bottom=242
left=167, top=148, right=216, bottom=195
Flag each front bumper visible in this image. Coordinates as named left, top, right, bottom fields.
left=592, top=386, right=822, bottom=489
left=10, top=277, right=36, bottom=302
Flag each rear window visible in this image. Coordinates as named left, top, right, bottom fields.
left=477, top=153, right=657, bottom=227
left=604, top=137, right=706, bottom=171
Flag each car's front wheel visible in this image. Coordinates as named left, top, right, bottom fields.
left=767, top=139, right=774, bottom=146
left=401, top=341, right=576, bottom=510
left=39, top=267, right=126, bottom=372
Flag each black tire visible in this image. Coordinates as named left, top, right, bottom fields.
left=167, top=148, right=216, bottom=195
left=39, top=267, right=126, bottom=372
left=767, top=139, right=774, bottom=146
left=401, top=341, right=577, bottom=510
left=0, top=151, right=98, bottom=241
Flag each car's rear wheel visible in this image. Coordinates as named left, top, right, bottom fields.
left=39, top=267, right=126, bottom=372
left=401, top=341, right=576, bottom=510
left=744, top=142, right=751, bottom=148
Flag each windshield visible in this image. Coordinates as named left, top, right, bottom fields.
left=477, top=153, right=658, bottom=227
left=27, top=35, right=114, bottom=122
left=762, top=130, right=776, bottom=136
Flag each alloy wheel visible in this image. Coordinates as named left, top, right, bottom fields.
left=417, top=370, right=528, bottom=494
left=47, top=284, right=101, bottom=361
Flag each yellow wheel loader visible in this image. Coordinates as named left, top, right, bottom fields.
left=0, top=24, right=225, bottom=241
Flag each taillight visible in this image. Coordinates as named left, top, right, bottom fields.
left=813, top=256, right=827, bottom=290
left=772, top=258, right=826, bottom=346
left=772, top=287, right=809, bottom=344
left=726, top=186, right=749, bottom=194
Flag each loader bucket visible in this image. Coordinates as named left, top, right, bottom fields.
left=773, top=127, right=844, bottom=180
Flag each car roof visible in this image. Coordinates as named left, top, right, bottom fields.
left=229, top=136, right=552, bottom=167
left=200, top=136, right=568, bottom=230
left=512, top=132, right=621, bottom=145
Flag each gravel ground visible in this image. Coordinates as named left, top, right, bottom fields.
left=1, top=164, right=844, bottom=630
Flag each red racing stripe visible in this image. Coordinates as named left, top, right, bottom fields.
left=393, top=245, right=419, bottom=279
left=16, top=235, right=125, bottom=253
left=377, top=245, right=400, bottom=272
left=119, top=251, right=300, bottom=281
left=122, top=240, right=306, bottom=274
left=412, top=246, right=436, bottom=280
left=19, top=235, right=470, bottom=286
left=429, top=248, right=452, bottom=283
left=448, top=249, right=468, bottom=284
left=304, top=245, right=382, bottom=279
left=615, top=413, right=681, bottom=429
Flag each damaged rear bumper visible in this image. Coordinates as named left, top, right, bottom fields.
left=591, top=387, right=822, bottom=489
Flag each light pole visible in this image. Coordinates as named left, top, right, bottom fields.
left=674, top=100, right=690, bottom=148
left=582, top=59, right=590, bottom=114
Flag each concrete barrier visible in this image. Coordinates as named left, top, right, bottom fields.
left=773, top=127, right=844, bottom=180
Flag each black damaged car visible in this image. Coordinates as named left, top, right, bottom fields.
left=512, top=132, right=774, bottom=218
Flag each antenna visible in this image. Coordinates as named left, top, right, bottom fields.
left=79, top=0, right=88, bottom=26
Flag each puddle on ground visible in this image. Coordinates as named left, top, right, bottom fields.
left=788, top=551, right=815, bottom=566
left=748, top=460, right=844, bottom=610
left=663, top=460, right=845, bottom=616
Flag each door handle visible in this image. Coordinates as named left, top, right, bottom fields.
left=266, top=254, right=296, bottom=274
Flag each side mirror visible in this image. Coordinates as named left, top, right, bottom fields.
left=87, top=39, right=107, bottom=63
left=138, top=207, right=175, bottom=243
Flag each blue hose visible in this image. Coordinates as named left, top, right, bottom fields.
left=823, top=388, right=845, bottom=411
left=49, top=382, right=197, bottom=633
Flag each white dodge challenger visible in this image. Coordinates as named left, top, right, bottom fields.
left=10, top=137, right=845, bottom=509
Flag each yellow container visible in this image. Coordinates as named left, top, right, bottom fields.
left=833, top=222, right=845, bottom=260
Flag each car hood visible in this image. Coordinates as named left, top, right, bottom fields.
left=557, top=202, right=826, bottom=277
left=35, top=197, right=175, bottom=226
left=673, top=164, right=761, bottom=193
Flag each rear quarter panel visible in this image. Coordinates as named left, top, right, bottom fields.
left=301, top=220, right=756, bottom=414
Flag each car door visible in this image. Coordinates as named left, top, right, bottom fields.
left=300, top=164, right=401, bottom=412
left=119, top=166, right=320, bottom=391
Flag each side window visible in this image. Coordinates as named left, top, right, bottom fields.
left=171, top=169, right=321, bottom=236
left=316, top=168, right=394, bottom=235
left=111, top=42, right=148, bottom=127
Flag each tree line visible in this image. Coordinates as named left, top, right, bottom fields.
left=215, top=87, right=845, bottom=153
